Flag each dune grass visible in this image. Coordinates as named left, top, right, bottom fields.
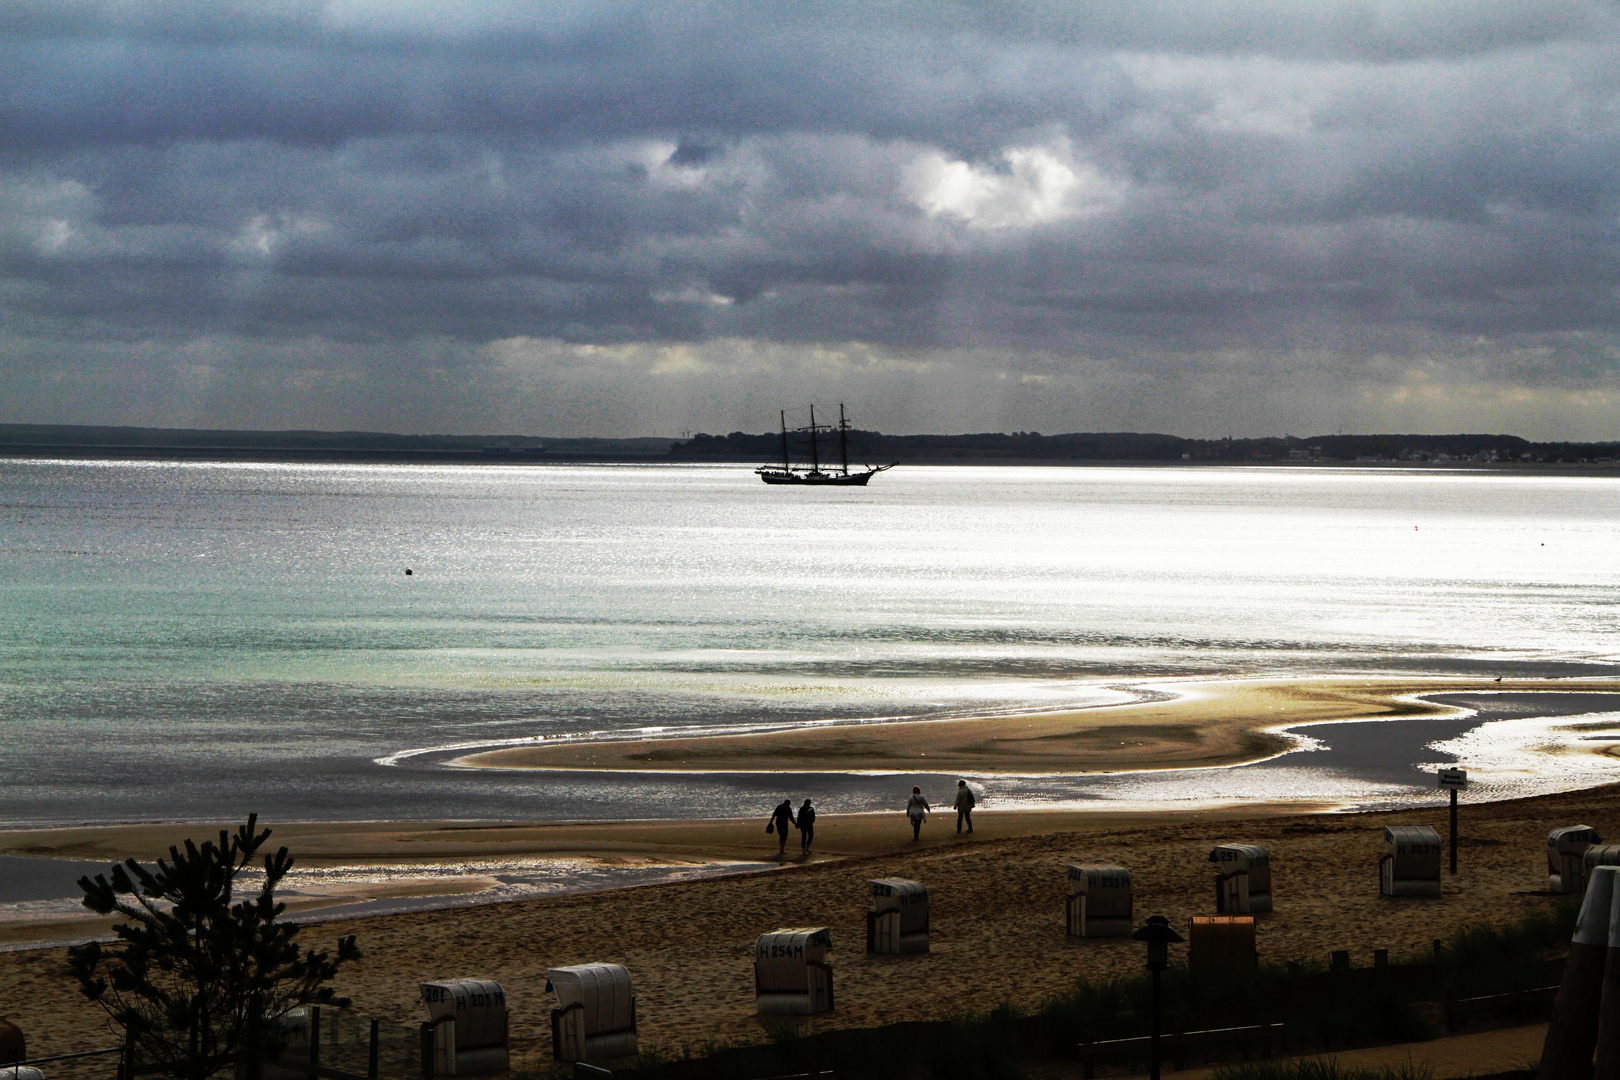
left=517, top=901, right=1575, bottom=1080
left=1213, top=1059, right=1436, bottom=1080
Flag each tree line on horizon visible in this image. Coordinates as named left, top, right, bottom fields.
left=2, top=422, right=1617, bottom=464
left=672, top=428, right=1620, bottom=464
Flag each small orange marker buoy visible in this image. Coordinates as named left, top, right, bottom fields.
left=405, top=568, right=413, bottom=576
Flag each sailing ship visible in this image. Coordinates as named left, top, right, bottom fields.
left=756, top=404, right=897, bottom=486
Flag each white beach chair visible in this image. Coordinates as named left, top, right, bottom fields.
left=420, top=978, right=509, bottom=1076
left=755, top=927, right=834, bottom=1014
left=546, top=963, right=639, bottom=1063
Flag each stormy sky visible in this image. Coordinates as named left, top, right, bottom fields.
left=2, top=1, right=1618, bottom=439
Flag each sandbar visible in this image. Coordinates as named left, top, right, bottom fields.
left=455, top=676, right=1620, bottom=775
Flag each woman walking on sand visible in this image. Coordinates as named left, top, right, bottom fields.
left=768, top=799, right=796, bottom=857
left=906, top=786, right=930, bottom=841
left=797, top=798, right=816, bottom=855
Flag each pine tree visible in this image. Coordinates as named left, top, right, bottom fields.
left=68, top=815, right=361, bottom=1080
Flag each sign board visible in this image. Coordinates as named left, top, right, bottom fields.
left=1438, top=767, right=1468, bottom=790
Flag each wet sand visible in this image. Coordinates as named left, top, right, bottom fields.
left=456, top=676, right=1620, bottom=776
left=0, top=807, right=1325, bottom=946
left=2, top=783, right=1614, bottom=1075
left=0, top=874, right=503, bottom=950
left=0, top=806, right=1333, bottom=866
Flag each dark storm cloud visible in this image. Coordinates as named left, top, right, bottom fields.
left=2, top=1, right=1619, bottom=437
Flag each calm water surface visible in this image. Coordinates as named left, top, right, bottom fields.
left=2, top=460, right=1618, bottom=826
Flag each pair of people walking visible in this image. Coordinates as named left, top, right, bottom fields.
left=905, top=780, right=976, bottom=841
left=767, top=798, right=816, bottom=856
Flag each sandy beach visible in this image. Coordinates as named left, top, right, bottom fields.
left=2, top=780, right=1614, bottom=1076
left=5, top=675, right=1618, bottom=1073
left=11, top=673, right=1614, bottom=950
left=0, top=805, right=1327, bottom=948
left=456, top=676, right=1620, bottom=776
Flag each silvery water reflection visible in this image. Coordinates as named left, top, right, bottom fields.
left=3, top=460, right=1619, bottom=826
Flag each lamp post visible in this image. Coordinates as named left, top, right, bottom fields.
left=1131, top=914, right=1186, bottom=1080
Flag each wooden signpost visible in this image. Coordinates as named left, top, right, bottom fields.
left=1438, top=767, right=1468, bottom=874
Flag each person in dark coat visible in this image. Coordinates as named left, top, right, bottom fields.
left=954, top=779, right=976, bottom=834
left=797, top=798, right=817, bottom=855
left=768, top=799, right=796, bottom=856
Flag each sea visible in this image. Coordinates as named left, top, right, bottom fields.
left=3, top=458, right=1620, bottom=834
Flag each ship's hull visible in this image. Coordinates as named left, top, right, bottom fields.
left=757, top=404, right=894, bottom=485
left=757, top=469, right=875, bottom=486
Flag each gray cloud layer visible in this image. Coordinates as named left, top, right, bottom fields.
left=2, top=1, right=1618, bottom=437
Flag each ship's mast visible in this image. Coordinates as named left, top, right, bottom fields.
left=838, top=403, right=850, bottom=475
left=779, top=410, right=790, bottom=471
left=807, top=404, right=820, bottom=472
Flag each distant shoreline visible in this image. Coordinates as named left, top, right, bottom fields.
left=9, top=446, right=1620, bottom=475
left=3, top=421, right=1618, bottom=469
left=0, top=443, right=670, bottom=465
